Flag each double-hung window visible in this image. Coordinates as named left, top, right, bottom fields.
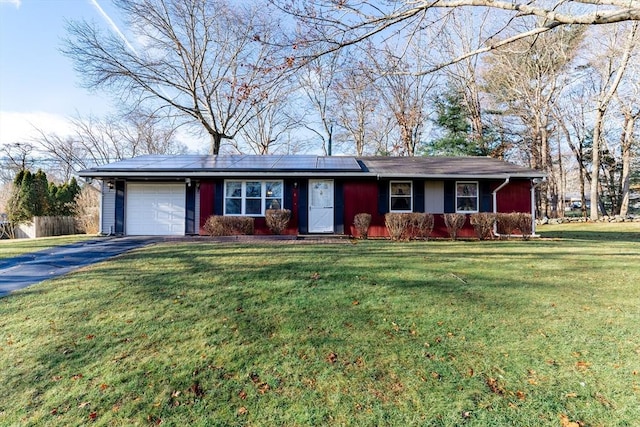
left=456, top=181, right=479, bottom=213
left=390, top=181, right=412, bottom=212
left=224, top=180, right=283, bottom=216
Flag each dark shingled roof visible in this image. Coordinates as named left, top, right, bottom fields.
left=358, top=156, right=544, bottom=178
left=79, top=154, right=544, bottom=179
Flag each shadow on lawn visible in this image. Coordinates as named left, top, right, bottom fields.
left=538, top=229, right=640, bottom=243
left=21, top=238, right=636, bottom=424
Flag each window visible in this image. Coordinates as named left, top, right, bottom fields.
left=390, top=181, right=412, bottom=212
left=456, top=181, right=478, bottom=213
left=224, top=180, right=283, bottom=216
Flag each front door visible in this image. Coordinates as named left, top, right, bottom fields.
left=308, top=179, right=334, bottom=233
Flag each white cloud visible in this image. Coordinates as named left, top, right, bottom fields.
left=0, top=0, right=21, bottom=8
left=0, top=111, right=73, bottom=146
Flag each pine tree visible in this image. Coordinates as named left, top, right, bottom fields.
left=31, top=170, right=51, bottom=216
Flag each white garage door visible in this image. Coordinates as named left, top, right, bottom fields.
left=126, top=183, right=186, bottom=236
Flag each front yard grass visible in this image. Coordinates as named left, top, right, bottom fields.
left=0, top=224, right=639, bottom=426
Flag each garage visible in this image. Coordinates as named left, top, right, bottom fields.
left=125, top=183, right=186, bottom=235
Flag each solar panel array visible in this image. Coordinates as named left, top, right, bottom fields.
left=95, top=155, right=362, bottom=172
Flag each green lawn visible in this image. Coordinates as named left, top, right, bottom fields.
left=0, top=235, right=93, bottom=260
left=1, top=224, right=639, bottom=426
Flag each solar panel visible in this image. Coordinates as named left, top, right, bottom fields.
left=88, top=154, right=363, bottom=173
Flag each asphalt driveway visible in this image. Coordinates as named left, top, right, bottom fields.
left=0, top=237, right=159, bottom=297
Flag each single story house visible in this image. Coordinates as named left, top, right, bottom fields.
left=78, top=154, right=545, bottom=238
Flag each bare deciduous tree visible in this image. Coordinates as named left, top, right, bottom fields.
left=65, top=0, right=290, bottom=154
left=0, top=143, right=36, bottom=183
left=617, top=94, right=640, bottom=216
left=297, top=50, right=345, bottom=155
left=33, top=110, right=187, bottom=179
left=483, top=25, right=585, bottom=217
left=332, top=50, right=393, bottom=155
left=585, top=22, right=639, bottom=219
left=277, top=0, right=640, bottom=73
left=233, top=83, right=302, bottom=154
left=370, top=43, right=438, bottom=156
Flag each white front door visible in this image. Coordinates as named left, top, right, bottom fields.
left=308, top=179, right=334, bottom=233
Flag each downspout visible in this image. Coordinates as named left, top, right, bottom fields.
left=492, top=178, right=510, bottom=236
left=530, top=178, right=545, bottom=237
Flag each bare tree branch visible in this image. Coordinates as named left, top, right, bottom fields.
left=276, top=0, right=640, bottom=73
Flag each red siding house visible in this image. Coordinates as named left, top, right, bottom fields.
left=78, top=155, right=544, bottom=238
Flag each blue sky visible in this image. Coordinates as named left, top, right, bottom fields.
left=0, top=0, right=120, bottom=145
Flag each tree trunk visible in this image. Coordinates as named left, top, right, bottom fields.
left=619, top=111, right=637, bottom=216
left=590, top=108, right=604, bottom=220
left=211, top=133, right=222, bottom=155
left=590, top=22, right=637, bottom=220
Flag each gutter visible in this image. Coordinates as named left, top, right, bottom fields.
left=77, top=170, right=545, bottom=180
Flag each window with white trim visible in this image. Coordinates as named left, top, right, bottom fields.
left=456, top=181, right=479, bottom=213
left=390, top=181, right=412, bottom=212
left=224, top=180, right=283, bottom=216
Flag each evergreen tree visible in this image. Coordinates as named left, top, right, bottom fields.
left=422, top=88, right=501, bottom=157
left=6, top=170, right=82, bottom=223
left=32, top=170, right=51, bottom=216
left=426, top=90, right=474, bottom=156
left=51, top=178, right=81, bottom=216
left=7, top=170, right=34, bottom=223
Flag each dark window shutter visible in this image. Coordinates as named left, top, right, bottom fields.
left=115, top=180, right=125, bottom=234
left=185, top=184, right=196, bottom=234
left=378, top=181, right=389, bottom=214
left=413, top=180, right=424, bottom=213
left=480, top=181, right=492, bottom=212
left=214, top=181, right=224, bottom=215
left=444, top=181, right=455, bottom=213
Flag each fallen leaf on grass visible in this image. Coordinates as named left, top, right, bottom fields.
left=238, top=390, right=247, bottom=400
left=79, top=402, right=90, bottom=408
left=516, top=390, right=526, bottom=401
left=559, top=413, right=581, bottom=427
left=575, top=361, right=590, bottom=371
left=89, top=412, right=97, bottom=421
left=485, top=377, right=505, bottom=395
left=326, top=352, right=338, bottom=364
left=238, top=406, right=248, bottom=415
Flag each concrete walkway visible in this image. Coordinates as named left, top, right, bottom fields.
left=0, top=237, right=158, bottom=297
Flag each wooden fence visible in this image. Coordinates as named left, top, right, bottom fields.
left=14, top=216, right=78, bottom=239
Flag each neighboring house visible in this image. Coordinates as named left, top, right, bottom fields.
left=78, top=154, right=545, bottom=238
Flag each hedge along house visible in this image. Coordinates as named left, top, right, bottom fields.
left=78, top=154, right=545, bottom=238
